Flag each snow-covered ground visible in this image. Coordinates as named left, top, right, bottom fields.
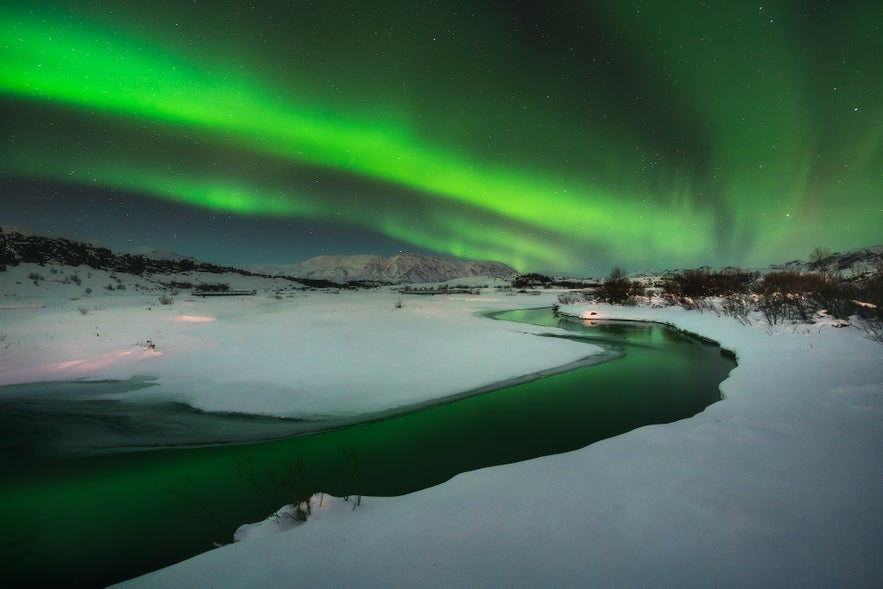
left=2, top=263, right=881, bottom=587
left=0, top=264, right=596, bottom=418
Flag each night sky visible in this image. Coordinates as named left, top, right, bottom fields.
left=2, top=1, right=881, bottom=275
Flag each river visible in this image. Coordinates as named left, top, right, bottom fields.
left=0, top=307, right=734, bottom=587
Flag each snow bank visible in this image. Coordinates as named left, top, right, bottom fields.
left=116, top=301, right=883, bottom=588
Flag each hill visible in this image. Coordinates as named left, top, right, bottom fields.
left=257, top=253, right=517, bottom=284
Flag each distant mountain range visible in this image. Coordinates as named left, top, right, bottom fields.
left=0, top=229, right=516, bottom=285
left=255, top=254, right=516, bottom=284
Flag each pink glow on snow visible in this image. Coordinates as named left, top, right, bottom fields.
left=173, top=315, right=217, bottom=323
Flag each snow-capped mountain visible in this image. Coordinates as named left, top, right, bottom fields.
left=265, top=253, right=517, bottom=284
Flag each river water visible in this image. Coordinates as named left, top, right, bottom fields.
left=0, top=308, right=734, bottom=587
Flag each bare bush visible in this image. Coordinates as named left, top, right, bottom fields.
left=340, top=445, right=363, bottom=510
left=158, top=294, right=174, bottom=305
left=846, top=262, right=883, bottom=322
left=852, top=316, right=883, bottom=343
left=278, top=454, right=314, bottom=522
left=596, top=268, right=642, bottom=304
left=753, top=272, right=817, bottom=324
left=753, top=271, right=868, bottom=323
left=720, top=294, right=752, bottom=325
left=663, top=268, right=757, bottom=302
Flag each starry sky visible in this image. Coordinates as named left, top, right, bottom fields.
left=1, top=1, right=881, bottom=275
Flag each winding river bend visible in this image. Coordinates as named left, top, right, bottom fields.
left=0, top=308, right=734, bottom=587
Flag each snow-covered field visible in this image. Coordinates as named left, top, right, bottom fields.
left=2, top=263, right=881, bottom=587
left=0, top=264, right=596, bottom=417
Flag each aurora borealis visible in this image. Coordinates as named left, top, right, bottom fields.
left=1, top=1, right=880, bottom=274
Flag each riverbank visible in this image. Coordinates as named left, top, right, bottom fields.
left=118, top=299, right=882, bottom=588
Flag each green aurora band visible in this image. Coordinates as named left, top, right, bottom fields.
left=1, top=1, right=880, bottom=272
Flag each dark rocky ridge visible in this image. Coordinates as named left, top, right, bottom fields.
left=0, top=229, right=251, bottom=277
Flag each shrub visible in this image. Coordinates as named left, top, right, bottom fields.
left=557, top=291, right=591, bottom=305
left=512, top=273, right=553, bottom=288
left=720, top=293, right=752, bottom=325
left=28, top=272, right=44, bottom=285
left=753, top=271, right=818, bottom=323
left=340, top=445, right=363, bottom=510
left=750, top=270, right=871, bottom=323
left=596, top=267, right=631, bottom=304
left=158, top=294, right=174, bottom=305
left=809, top=246, right=833, bottom=274
left=663, top=268, right=757, bottom=300
left=275, top=455, right=314, bottom=522
left=194, top=282, right=230, bottom=294
left=858, top=263, right=883, bottom=321
left=236, top=454, right=318, bottom=523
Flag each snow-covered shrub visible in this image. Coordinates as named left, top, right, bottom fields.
left=158, top=294, right=174, bottom=305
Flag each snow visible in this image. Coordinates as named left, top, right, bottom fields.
left=114, top=302, right=882, bottom=588
left=0, top=263, right=597, bottom=419
left=2, top=264, right=881, bottom=587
